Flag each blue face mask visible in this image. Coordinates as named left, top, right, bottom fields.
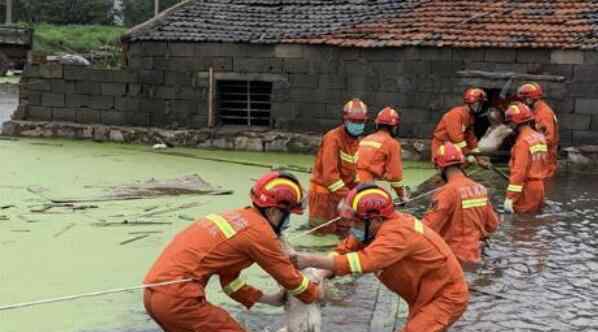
left=346, top=121, right=365, bottom=136
left=350, top=227, right=366, bottom=242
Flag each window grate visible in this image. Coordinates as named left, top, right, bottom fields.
left=216, top=80, right=273, bottom=127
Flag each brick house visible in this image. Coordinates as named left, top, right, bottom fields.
left=16, top=0, right=598, bottom=146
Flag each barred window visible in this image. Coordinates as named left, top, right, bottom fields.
left=216, top=80, right=272, bottom=127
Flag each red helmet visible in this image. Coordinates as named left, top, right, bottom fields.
left=517, top=82, right=543, bottom=100
left=339, top=183, right=395, bottom=220
left=343, top=98, right=368, bottom=122
left=463, top=88, right=487, bottom=104
left=505, top=102, right=534, bottom=125
left=433, top=142, right=465, bottom=169
left=375, top=107, right=400, bottom=126
left=251, top=171, right=305, bottom=214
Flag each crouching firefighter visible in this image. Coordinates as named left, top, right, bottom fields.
left=309, top=98, right=367, bottom=235
left=431, top=88, right=489, bottom=167
left=293, top=184, right=469, bottom=332
left=423, top=142, right=500, bottom=266
left=503, top=102, right=549, bottom=214
left=143, top=171, right=322, bottom=332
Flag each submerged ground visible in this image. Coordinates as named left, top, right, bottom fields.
left=1, top=137, right=598, bottom=332
left=0, top=137, right=433, bottom=332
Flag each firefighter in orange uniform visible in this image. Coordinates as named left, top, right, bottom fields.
left=423, top=142, right=500, bottom=265
left=503, top=102, right=549, bottom=214
left=431, top=88, right=487, bottom=164
left=517, top=82, right=560, bottom=177
left=143, top=171, right=321, bottom=332
left=356, top=107, right=408, bottom=201
left=293, top=184, right=469, bottom=332
left=309, top=98, right=367, bottom=235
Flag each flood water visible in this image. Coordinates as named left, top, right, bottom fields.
left=1, top=136, right=597, bottom=332
left=236, top=172, right=598, bottom=332
left=452, top=173, right=598, bottom=332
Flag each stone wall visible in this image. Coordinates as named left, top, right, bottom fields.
left=1, top=120, right=431, bottom=161
left=16, top=43, right=598, bottom=146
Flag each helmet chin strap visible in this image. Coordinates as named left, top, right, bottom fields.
left=363, top=219, right=373, bottom=244
left=440, top=168, right=448, bottom=183
left=275, top=212, right=290, bottom=235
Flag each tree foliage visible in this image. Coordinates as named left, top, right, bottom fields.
left=0, top=0, right=187, bottom=27
left=122, top=0, right=182, bottom=27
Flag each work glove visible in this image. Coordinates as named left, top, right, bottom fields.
left=258, top=289, right=286, bottom=307
left=291, top=253, right=311, bottom=270
left=477, top=157, right=491, bottom=169
left=394, top=186, right=410, bottom=203
left=503, top=198, right=514, bottom=214
left=466, top=155, right=477, bottom=164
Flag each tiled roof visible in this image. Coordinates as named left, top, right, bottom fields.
left=125, top=0, right=598, bottom=50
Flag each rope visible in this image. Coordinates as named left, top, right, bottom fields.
left=0, top=217, right=344, bottom=312
left=0, top=278, right=193, bottom=312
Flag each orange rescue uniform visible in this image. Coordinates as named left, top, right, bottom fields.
left=422, top=173, right=500, bottom=264
left=355, top=130, right=404, bottom=197
left=144, top=208, right=319, bottom=332
left=309, top=126, right=359, bottom=233
left=533, top=100, right=559, bottom=177
left=507, top=127, right=549, bottom=214
left=432, top=106, right=478, bottom=160
left=332, top=213, right=469, bottom=332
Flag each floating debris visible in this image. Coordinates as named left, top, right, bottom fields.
left=127, top=231, right=163, bottom=235
left=119, top=234, right=150, bottom=245
left=50, top=175, right=233, bottom=203
left=93, top=221, right=172, bottom=227
left=53, top=224, right=76, bottom=238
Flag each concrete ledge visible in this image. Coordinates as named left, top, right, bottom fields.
left=1, top=120, right=432, bottom=160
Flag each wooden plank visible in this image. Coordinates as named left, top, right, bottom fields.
left=457, top=70, right=566, bottom=82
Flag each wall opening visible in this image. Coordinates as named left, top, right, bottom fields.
left=216, top=80, right=273, bottom=127
left=475, top=87, right=517, bottom=161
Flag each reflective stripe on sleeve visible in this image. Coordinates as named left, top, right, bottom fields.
left=328, top=180, right=346, bottom=192
left=529, top=144, right=548, bottom=154
left=507, top=184, right=523, bottom=193
left=462, top=198, right=488, bottom=209
left=413, top=218, right=424, bottom=234
left=346, top=252, right=363, bottom=275
left=288, top=275, right=310, bottom=296
left=223, top=277, right=246, bottom=295
left=389, top=181, right=402, bottom=188
left=340, top=151, right=357, bottom=164
left=455, top=141, right=467, bottom=149
left=359, top=141, right=382, bottom=149
left=206, top=214, right=237, bottom=239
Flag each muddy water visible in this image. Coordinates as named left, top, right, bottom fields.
left=0, top=137, right=433, bottom=332
left=450, top=173, right=598, bottom=332
left=3, top=137, right=597, bottom=332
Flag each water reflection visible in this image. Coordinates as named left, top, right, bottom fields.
left=454, top=174, right=598, bottom=332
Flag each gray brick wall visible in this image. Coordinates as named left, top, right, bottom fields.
left=18, top=43, right=598, bottom=145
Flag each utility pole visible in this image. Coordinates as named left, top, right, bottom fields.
left=6, top=0, right=13, bottom=25
left=154, top=0, right=159, bottom=17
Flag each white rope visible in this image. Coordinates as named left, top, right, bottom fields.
left=394, top=187, right=443, bottom=207
left=0, top=278, right=193, bottom=312
left=0, top=216, right=344, bottom=312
